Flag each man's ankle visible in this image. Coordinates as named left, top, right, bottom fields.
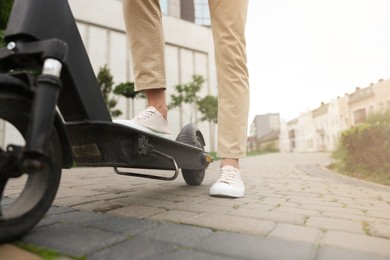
left=154, top=105, right=168, bottom=120
left=220, top=158, right=239, bottom=169
left=145, top=89, right=167, bottom=119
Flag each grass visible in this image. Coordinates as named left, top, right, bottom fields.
left=208, top=149, right=277, bottom=162
left=329, top=162, right=390, bottom=186
left=361, top=221, right=372, bottom=236
left=14, top=242, right=86, bottom=260
left=246, top=150, right=276, bottom=157
left=208, top=151, right=219, bottom=161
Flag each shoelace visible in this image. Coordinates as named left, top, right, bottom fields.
left=134, top=109, right=156, bottom=122
left=217, top=168, right=238, bottom=185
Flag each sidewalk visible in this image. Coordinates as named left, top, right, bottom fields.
left=2, top=152, right=390, bottom=259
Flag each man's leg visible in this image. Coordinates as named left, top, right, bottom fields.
left=209, top=0, right=250, bottom=197
left=121, top=0, right=171, bottom=138
left=122, top=0, right=167, bottom=119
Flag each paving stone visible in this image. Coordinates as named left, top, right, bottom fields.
left=143, top=248, right=236, bottom=260
left=130, top=191, right=181, bottom=201
left=109, top=193, right=173, bottom=206
left=229, top=208, right=306, bottom=225
left=107, top=204, right=167, bottom=218
left=316, top=246, right=390, bottom=260
left=301, top=204, right=365, bottom=216
left=56, top=186, right=106, bottom=197
left=366, top=209, right=390, bottom=220
left=53, top=196, right=101, bottom=207
left=274, top=206, right=321, bottom=217
left=22, top=224, right=127, bottom=257
left=267, top=223, right=322, bottom=244
left=184, top=213, right=276, bottom=235
left=38, top=207, right=109, bottom=227
left=259, top=197, right=288, bottom=205
left=166, top=200, right=232, bottom=214
left=45, top=206, right=77, bottom=216
left=35, top=206, right=78, bottom=228
left=238, top=202, right=275, bottom=211
left=306, top=216, right=365, bottom=234
left=72, top=200, right=124, bottom=213
left=6, top=153, right=390, bottom=259
left=300, top=200, right=344, bottom=208
left=36, top=209, right=112, bottom=227
left=200, top=197, right=249, bottom=207
left=139, top=222, right=213, bottom=247
left=368, top=222, right=390, bottom=239
left=255, top=191, right=286, bottom=198
left=321, top=231, right=390, bottom=256
left=84, top=215, right=159, bottom=236
left=88, top=237, right=177, bottom=260
left=150, top=209, right=201, bottom=223
left=367, top=201, right=390, bottom=210
left=320, top=211, right=382, bottom=223
left=156, top=185, right=207, bottom=197
left=87, top=191, right=136, bottom=201
left=195, top=231, right=318, bottom=260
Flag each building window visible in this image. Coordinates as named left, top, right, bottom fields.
left=161, top=0, right=168, bottom=15
left=288, top=129, right=295, bottom=139
left=194, top=0, right=210, bottom=26
left=353, top=108, right=366, bottom=124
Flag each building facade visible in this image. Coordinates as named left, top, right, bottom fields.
left=0, top=0, right=217, bottom=151
left=279, top=79, right=390, bottom=153
left=161, top=0, right=211, bottom=26
left=248, top=113, right=280, bottom=151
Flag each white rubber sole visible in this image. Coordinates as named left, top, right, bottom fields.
left=114, top=119, right=173, bottom=140
left=210, top=183, right=245, bottom=198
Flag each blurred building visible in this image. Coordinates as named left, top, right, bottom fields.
left=279, top=79, right=390, bottom=153
left=162, top=0, right=211, bottom=26
left=0, top=0, right=217, bottom=151
left=248, top=113, right=280, bottom=152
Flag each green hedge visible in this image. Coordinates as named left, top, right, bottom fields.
left=331, top=109, right=390, bottom=185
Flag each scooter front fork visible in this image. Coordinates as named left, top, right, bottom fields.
left=0, top=39, right=68, bottom=174
left=23, top=58, right=63, bottom=172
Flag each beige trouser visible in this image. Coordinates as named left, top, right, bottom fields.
left=123, top=0, right=250, bottom=159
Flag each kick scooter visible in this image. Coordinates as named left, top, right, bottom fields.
left=0, top=0, right=212, bottom=243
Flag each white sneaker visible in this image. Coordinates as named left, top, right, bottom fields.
left=210, top=165, right=245, bottom=198
left=114, top=106, right=173, bottom=139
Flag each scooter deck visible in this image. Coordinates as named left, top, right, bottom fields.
left=65, top=121, right=210, bottom=172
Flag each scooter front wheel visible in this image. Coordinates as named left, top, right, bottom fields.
left=0, top=92, right=62, bottom=243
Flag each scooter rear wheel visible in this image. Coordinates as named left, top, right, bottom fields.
left=0, top=92, right=62, bottom=243
left=176, top=124, right=206, bottom=186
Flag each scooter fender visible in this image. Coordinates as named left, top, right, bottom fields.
left=0, top=73, right=74, bottom=168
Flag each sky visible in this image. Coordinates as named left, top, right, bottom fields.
left=245, top=0, right=390, bottom=122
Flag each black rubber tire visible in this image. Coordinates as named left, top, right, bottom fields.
left=0, top=92, right=62, bottom=243
left=177, top=125, right=206, bottom=186
left=182, top=167, right=206, bottom=186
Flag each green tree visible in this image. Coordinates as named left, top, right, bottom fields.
left=365, top=108, right=390, bottom=124
left=114, top=81, right=145, bottom=118
left=168, top=75, right=205, bottom=125
left=197, top=94, right=218, bottom=151
left=97, top=65, right=122, bottom=118
left=197, top=95, right=218, bottom=123
left=0, top=0, right=13, bottom=47
left=0, top=30, right=6, bottom=49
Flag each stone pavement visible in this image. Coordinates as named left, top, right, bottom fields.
left=1, top=152, right=390, bottom=259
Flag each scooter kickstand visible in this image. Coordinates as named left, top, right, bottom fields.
left=113, top=149, right=179, bottom=181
